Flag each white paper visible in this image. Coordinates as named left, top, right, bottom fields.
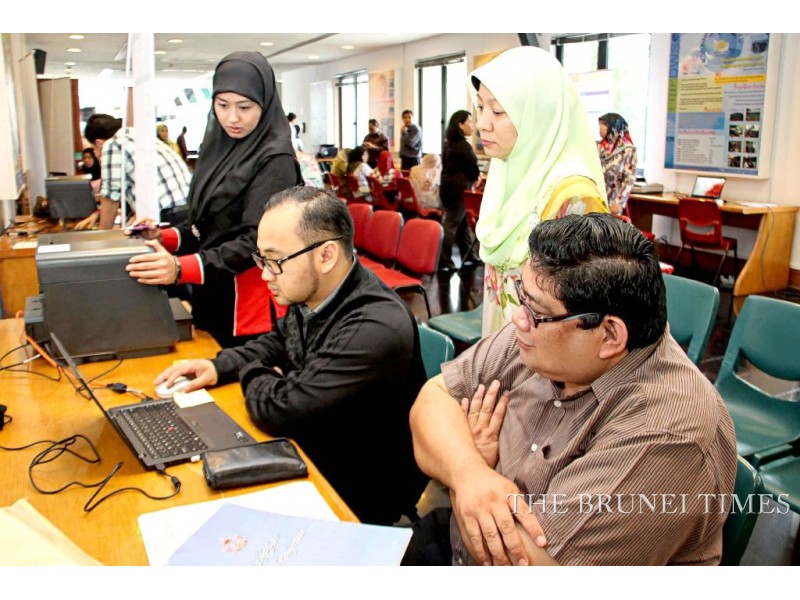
left=11, top=240, right=37, bottom=249
left=37, top=243, right=70, bottom=253
left=137, top=481, right=339, bottom=566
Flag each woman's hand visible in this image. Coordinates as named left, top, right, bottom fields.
left=126, top=240, right=177, bottom=285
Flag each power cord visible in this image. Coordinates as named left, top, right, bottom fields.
left=1, top=418, right=182, bottom=511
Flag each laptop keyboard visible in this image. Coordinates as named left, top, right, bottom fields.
left=116, top=402, right=209, bottom=460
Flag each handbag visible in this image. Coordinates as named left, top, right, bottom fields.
left=202, top=438, right=308, bottom=490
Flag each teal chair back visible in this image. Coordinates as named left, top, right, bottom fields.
left=721, top=456, right=761, bottom=566
left=715, top=295, right=800, bottom=462
left=663, top=274, right=720, bottom=365
left=418, top=324, right=455, bottom=379
left=427, top=305, right=483, bottom=345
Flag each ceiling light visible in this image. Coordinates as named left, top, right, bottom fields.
left=68, top=34, right=84, bottom=40
left=64, top=61, right=76, bottom=66
left=168, top=39, right=183, bottom=44
left=67, top=48, right=81, bottom=53
left=154, top=50, right=167, bottom=55
left=260, top=42, right=274, bottom=47
left=308, top=55, right=319, bottom=60
left=341, top=45, right=354, bottom=50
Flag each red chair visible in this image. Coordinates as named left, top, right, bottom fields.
left=359, top=210, right=403, bottom=270
left=615, top=214, right=673, bottom=274
left=371, top=219, right=443, bottom=318
left=344, top=174, right=369, bottom=204
left=347, top=203, right=372, bottom=253
left=463, top=190, right=483, bottom=232
left=395, top=178, right=443, bottom=220
left=367, top=177, right=397, bottom=211
left=675, top=198, right=738, bottom=287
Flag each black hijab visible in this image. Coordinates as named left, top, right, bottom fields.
left=188, top=51, right=294, bottom=225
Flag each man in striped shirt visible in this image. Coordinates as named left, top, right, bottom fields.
left=408, top=213, right=737, bottom=566
left=78, top=114, right=191, bottom=230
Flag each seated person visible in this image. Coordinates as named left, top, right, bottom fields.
left=330, top=148, right=350, bottom=179
left=375, top=150, right=397, bottom=184
left=409, top=153, right=442, bottom=209
left=295, top=149, right=324, bottom=188
left=406, top=213, right=737, bottom=565
left=346, top=146, right=377, bottom=201
left=154, top=186, right=429, bottom=525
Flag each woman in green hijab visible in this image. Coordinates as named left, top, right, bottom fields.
left=469, top=46, right=608, bottom=334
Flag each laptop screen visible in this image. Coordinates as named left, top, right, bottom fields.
left=691, top=176, right=726, bottom=199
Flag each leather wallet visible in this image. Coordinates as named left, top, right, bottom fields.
left=202, top=438, right=308, bottom=490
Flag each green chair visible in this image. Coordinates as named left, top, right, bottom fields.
left=757, top=455, right=800, bottom=514
left=427, top=306, right=483, bottom=346
left=720, top=456, right=761, bottom=566
left=715, top=295, right=800, bottom=466
left=663, top=274, right=720, bottom=366
left=418, top=324, right=455, bottom=379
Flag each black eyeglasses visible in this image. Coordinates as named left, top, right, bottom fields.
left=513, top=279, right=604, bottom=328
left=251, top=236, right=343, bottom=275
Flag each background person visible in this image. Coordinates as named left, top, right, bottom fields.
left=126, top=51, right=302, bottom=349
left=439, top=110, right=480, bottom=272
left=468, top=46, right=608, bottom=335
left=598, top=112, right=638, bottom=216
left=399, top=109, right=422, bottom=170
left=409, top=153, right=442, bottom=209
left=157, top=123, right=182, bottom=158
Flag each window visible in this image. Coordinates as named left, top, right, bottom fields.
left=553, top=34, right=651, bottom=164
left=415, top=54, right=467, bottom=155
left=337, top=71, right=369, bottom=149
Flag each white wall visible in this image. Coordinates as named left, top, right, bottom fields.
left=643, top=33, right=800, bottom=269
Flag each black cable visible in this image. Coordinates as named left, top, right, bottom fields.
left=0, top=342, right=62, bottom=381
left=87, top=358, right=124, bottom=384
left=3, top=433, right=182, bottom=512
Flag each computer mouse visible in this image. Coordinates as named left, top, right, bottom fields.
left=155, top=375, right=195, bottom=399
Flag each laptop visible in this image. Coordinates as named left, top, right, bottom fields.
left=49, top=332, right=256, bottom=469
left=691, top=176, right=726, bottom=200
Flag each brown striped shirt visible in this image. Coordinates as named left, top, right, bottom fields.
left=442, top=324, right=737, bottom=565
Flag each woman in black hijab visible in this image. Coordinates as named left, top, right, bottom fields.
left=128, top=51, right=302, bottom=348
left=81, top=148, right=101, bottom=180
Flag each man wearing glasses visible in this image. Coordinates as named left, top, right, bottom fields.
left=406, top=213, right=736, bottom=565
left=155, top=186, right=428, bottom=525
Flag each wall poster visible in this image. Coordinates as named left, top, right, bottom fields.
left=665, top=33, right=776, bottom=177
left=369, top=70, right=395, bottom=149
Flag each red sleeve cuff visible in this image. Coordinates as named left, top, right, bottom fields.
left=161, top=227, right=180, bottom=253
left=178, top=254, right=203, bottom=284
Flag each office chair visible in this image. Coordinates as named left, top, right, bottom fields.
left=715, top=295, right=800, bottom=467
left=675, top=198, right=738, bottom=287
left=346, top=203, right=372, bottom=254
left=720, top=456, right=761, bottom=566
left=663, top=274, right=720, bottom=365
left=371, top=219, right=443, bottom=318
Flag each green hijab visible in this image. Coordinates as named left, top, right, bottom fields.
left=469, top=46, right=607, bottom=270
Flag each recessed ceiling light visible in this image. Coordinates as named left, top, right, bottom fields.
left=168, top=39, right=182, bottom=44
left=154, top=50, right=167, bottom=55
left=341, top=45, right=354, bottom=50
left=68, top=34, right=84, bottom=40
left=260, top=42, right=274, bottom=47
left=67, top=48, right=81, bottom=53
left=308, top=55, right=319, bottom=60
left=64, top=61, right=76, bottom=66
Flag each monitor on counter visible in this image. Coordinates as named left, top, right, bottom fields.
left=45, top=176, right=98, bottom=220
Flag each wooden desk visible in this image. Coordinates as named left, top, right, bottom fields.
left=0, top=236, right=39, bottom=318
left=628, top=193, right=798, bottom=296
left=0, top=321, right=357, bottom=565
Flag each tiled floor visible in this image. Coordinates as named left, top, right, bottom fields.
left=392, top=247, right=800, bottom=564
